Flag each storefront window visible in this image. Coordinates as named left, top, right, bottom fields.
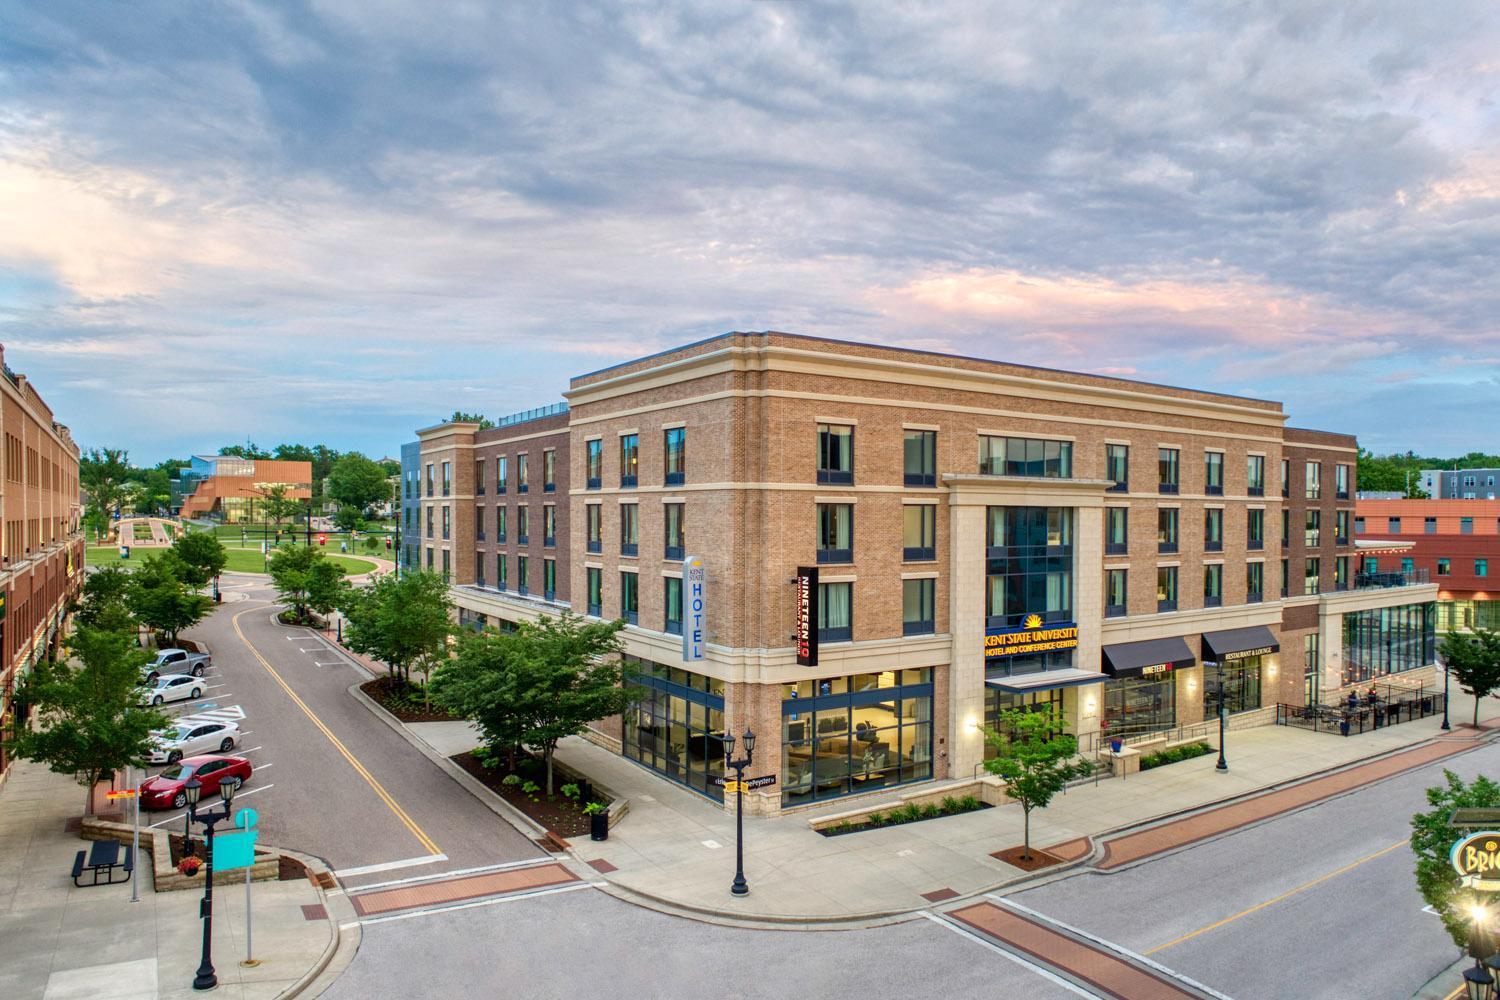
left=622, top=657, right=726, bottom=801
left=984, top=688, right=1063, bottom=753
left=782, top=669, right=933, bottom=807
left=1103, top=675, right=1176, bottom=738
left=1341, top=601, right=1435, bottom=683
left=1204, top=658, right=1262, bottom=714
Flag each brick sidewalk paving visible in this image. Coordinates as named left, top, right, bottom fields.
left=349, top=862, right=577, bottom=917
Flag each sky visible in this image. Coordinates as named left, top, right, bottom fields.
left=1, top=1, right=1497, bottom=464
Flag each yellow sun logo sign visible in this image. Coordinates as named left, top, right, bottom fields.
left=1023, top=614, right=1043, bottom=629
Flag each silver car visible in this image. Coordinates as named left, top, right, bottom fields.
left=142, top=674, right=203, bottom=706
left=148, top=720, right=240, bottom=765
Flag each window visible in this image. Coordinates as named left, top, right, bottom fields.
left=981, top=436, right=1073, bottom=478
left=1304, top=633, right=1321, bottom=705
left=497, top=456, right=507, bottom=493
left=1402, top=557, right=1415, bottom=575
left=1336, top=510, right=1350, bottom=544
left=1305, top=461, right=1320, bottom=499
left=1204, top=452, right=1224, bottom=495
left=1305, top=557, right=1321, bottom=595
left=665, top=576, right=684, bottom=634
left=586, top=505, right=601, bottom=553
left=1158, top=448, right=1179, bottom=493
left=1105, top=568, right=1127, bottom=617
left=1105, top=444, right=1129, bottom=492
left=618, top=571, right=639, bottom=623
left=1355, top=516, right=1365, bottom=534
left=1105, top=507, right=1127, bottom=555
left=1305, top=510, right=1320, bottom=547
left=425, top=506, right=433, bottom=538
left=1281, top=508, right=1290, bottom=549
left=1335, top=464, right=1350, bottom=499
left=1388, top=517, right=1400, bottom=533
left=1205, top=658, right=1263, bottom=714
left=664, top=428, right=686, bottom=486
left=1204, top=508, right=1223, bottom=552
left=620, top=434, right=638, bottom=488
left=475, top=507, right=485, bottom=541
left=1157, top=507, right=1178, bottom=554
left=986, top=507, right=1073, bottom=630
left=475, top=459, right=486, bottom=496
left=496, top=506, right=507, bottom=543
left=1248, top=509, right=1264, bottom=549
left=585, top=440, right=602, bottom=490
left=1281, top=458, right=1290, bottom=497
left=903, top=505, right=936, bottom=561
left=441, top=550, right=450, bottom=581
left=902, top=578, right=935, bottom=635
left=1477, top=559, right=1488, bottom=578
left=497, top=553, right=507, bottom=590
left=1204, top=563, right=1223, bottom=607
left=1462, top=517, right=1474, bottom=535
left=586, top=568, right=602, bottom=616
left=1247, top=455, right=1265, bottom=496
left=441, top=506, right=450, bottom=540
left=543, top=449, right=556, bottom=493
left=623, top=659, right=728, bottom=801
left=1342, top=601, right=1435, bottom=683
left=442, top=461, right=451, bottom=497
left=425, top=547, right=433, bottom=569
left=620, top=503, right=638, bottom=556
left=663, top=503, right=685, bottom=560
left=1335, top=556, right=1349, bottom=590
left=517, top=506, right=529, bottom=544
left=544, top=558, right=556, bottom=601
left=1157, top=565, right=1178, bottom=612
left=1437, top=558, right=1450, bottom=576
left=516, top=454, right=529, bottom=493
left=904, top=430, right=936, bottom=487
left=817, top=582, right=853, bottom=641
left=1247, top=561, right=1264, bottom=602
left=817, top=424, right=854, bottom=485
left=474, top=553, right=485, bottom=587
left=543, top=505, right=556, bottom=547
left=425, top=463, right=434, bottom=497
left=517, top=556, right=528, bottom=595
left=817, top=503, right=853, bottom=564
left=1425, top=517, right=1437, bottom=534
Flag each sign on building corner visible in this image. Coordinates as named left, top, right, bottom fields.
left=795, top=566, right=818, bottom=667
left=682, top=555, right=706, bottom=662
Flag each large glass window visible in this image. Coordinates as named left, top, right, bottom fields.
left=1158, top=448, right=1180, bottom=493
left=817, top=503, right=853, bottom=564
left=1106, top=506, right=1128, bottom=555
left=620, top=571, right=638, bottom=623
left=623, top=658, right=726, bottom=801
left=1247, top=454, right=1265, bottom=496
left=818, top=582, right=852, bottom=641
left=817, top=424, right=854, bottom=485
left=904, top=430, right=936, bottom=487
left=665, top=576, right=683, bottom=634
left=1157, top=565, right=1178, bottom=612
left=1304, top=633, right=1321, bottom=705
left=664, top=503, right=684, bottom=560
left=903, top=504, right=936, bottom=561
left=586, top=504, right=601, bottom=553
left=985, top=688, right=1064, bottom=749
left=1205, top=508, right=1223, bottom=551
left=1305, top=557, right=1321, bottom=595
left=1204, top=452, right=1224, bottom=495
left=620, top=434, right=638, bottom=488
left=620, top=503, right=638, bottom=556
left=782, top=669, right=933, bottom=807
left=1157, top=507, right=1178, bottom=553
left=902, top=578, right=935, bottom=635
left=980, top=437, right=1073, bottom=478
left=1105, top=568, right=1127, bottom=617
left=1205, top=658, right=1262, bottom=714
left=585, top=440, right=602, bottom=489
left=586, top=567, right=601, bottom=615
left=1104, top=676, right=1176, bottom=739
left=1204, top=563, right=1223, bottom=607
left=516, top=454, right=528, bottom=493
left=985, top=507, right=1072, bottom=629
left=1105, top=444, right=1129, bottom=491
left=1341, top=601, right=1436, bottom=683
left=664, top=428, right=686, bottom=486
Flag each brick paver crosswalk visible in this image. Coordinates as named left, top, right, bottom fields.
left=349, top=862, right=578, bottom=916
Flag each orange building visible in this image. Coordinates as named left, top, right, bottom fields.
left=1355, top=498, right=1500, bottom=631
left=174, top=456, right=312, bottom=522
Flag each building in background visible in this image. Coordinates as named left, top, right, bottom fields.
left=398, top=441, right=421, bottom=573
left=1355, top=498, right=1500, bottom=631
left=1420, top=468, right=1500, bottom=500
left=172, top=456, right=312, bottom=522
left=0, top=344, right=85, bottom=785
left=413, top=332, right=1438, bottom=816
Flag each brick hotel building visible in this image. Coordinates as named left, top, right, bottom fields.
left=0, top=346, right=85, bottom=786
left=404, top=333, right=1437, bottom=816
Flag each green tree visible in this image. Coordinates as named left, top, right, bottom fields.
left=170, top=530, right=228, bottom=588
left=268, top=545, right=347, bottom=623
left=1412, top=770, right=1500, bottom=951
left=1441, top=628, right=1500, bottom=725
left=128, top=554, right=213, bottom=645
left=5, top=625, right=168, bottom=815
left=218, top=442, right=271, bottom=459
left=332, top=504, right=366, bottom=532
left=430, top=628, right=530, bottom=770
left=983, top=710, right=1092, bottom=860
left=337, top=570, right=452, bottom=687
left=127, top=468, right=174, bottom=517
left=80, top=447, right=131, bottom=539
left=260, top=483, right=306, bottom=536
left=326, top=453, right=391, bottom=513
left=448, top=410, right=495, bottom=430
left=75, top=566, right=137, bottom=634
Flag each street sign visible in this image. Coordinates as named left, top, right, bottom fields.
left=714, top=775, right=777, bottom=790
left=106, top=788, right=137, bottom=800
left=215, top=829, right=258, bottom=872
left=235, top=807, right=259, bottom=831
left=720, top=781, right=741, bottom=794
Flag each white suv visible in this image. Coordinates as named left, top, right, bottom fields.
left=148, top=721, right=240, bottom=765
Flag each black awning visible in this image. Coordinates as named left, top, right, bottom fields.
left=1201, top=625, right=1280, bottom=663
left=1101, top=636, right=1196, bottom=679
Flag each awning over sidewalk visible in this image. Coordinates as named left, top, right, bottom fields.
left=1101, top=636, right=1196, bottom=679
left=984, top=667, right=1106, bottom=693
left=1201, top=625, right=1280, bottom=663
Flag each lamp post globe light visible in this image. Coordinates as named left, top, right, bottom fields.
left=723, top=727, right=756, bottom=897
left=185, top=773, right=240, bottom=991
left=1465, top=964, right=1494, bottom=1000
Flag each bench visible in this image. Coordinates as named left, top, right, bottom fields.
left=72, top=839, right=134, bottom=887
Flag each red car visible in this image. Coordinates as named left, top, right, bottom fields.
left=140, top=755, right=252, bottom=810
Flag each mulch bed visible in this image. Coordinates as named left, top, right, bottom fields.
left=166, top=831, right=307, bottom=881
left=452, top=751, right=603, bottom=838
left=992, top=845, right=1066, bottom=872
left=360, top=677, right=457, bottom=723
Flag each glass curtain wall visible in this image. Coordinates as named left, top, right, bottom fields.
left=1103, top=677, right=1176, bottom=737
left=1341, top=601, right=1436, bottom=683
left=1204, top=659, right=1263, bottom=714
left=782, top=670, right=933, bottom=807
left=986, top=507, right=1073, bottom=676
left=622, top=658, right=726, bottom=801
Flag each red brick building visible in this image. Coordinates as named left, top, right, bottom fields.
left=1355, top=498, right=1500, bottom=631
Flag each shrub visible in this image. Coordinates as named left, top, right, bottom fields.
left=521, top=780, right=540, bottom=796
left=501, top=774, right=522, bottom=787
left=583, top=802, right=607, bottom=816
left=560, top=783, right=581, bottom=801
left=1139, top=741, right=1215, bottom=771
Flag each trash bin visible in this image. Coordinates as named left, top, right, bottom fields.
left=589, top=810, right=609, bottom=842
left=119, top=545, right=130, bottom=560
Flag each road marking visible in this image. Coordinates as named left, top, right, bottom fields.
left=345, top=882, right=595, bottom=926
left=147, top=784, right=276, bottom=827
left=238, top=746, right=264, bottom=755
left=919, top=912, right=1096, bottom=999
left=345, top=857, right=556, bottom=892
left=334, top=854, right=449, bottom=879
left=1144, top=838, right=1408, bottom=955
left=231, top=606, right=441, bottom=856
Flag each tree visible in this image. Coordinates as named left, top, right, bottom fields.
left=80, top=447, right=131, bottom=539
left=128, top=553, right=214, bottom=645
left=5, top=625, right=169, bottom=815
left=983, top=710, right=1092, bottom=860
left=1412, top=770, right=1500, bottom=951
left=430, top=629, right=531, bottom=771
left=448, top=410, right=495, bottom=430
left=260, top=483, right=306, bottom=534
left=218, top=442, right=271, bottom=459
left=75, top=566, right=137, bottom=634
left=326, top=453, right=390, bottom=513
left=170, top=530, right=228, bottom=588
left=1441, top=628, right=1500, bottom=725
left=126, top=468, right=174, bottom=517
left=332, top=504, right=366, bottom=531
left=337, top=570, right=452, bottom=687
left=268, top=545, right=347, bottom=623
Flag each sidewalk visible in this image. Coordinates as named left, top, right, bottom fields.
left=0, top=761, right=339, bottom=1000
left=410, top=690, right=1500, bottom=923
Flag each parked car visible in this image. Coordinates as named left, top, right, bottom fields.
left=142, top=648, right=211, bottom=683
left=141, top=674, right=203, bottom=706
left=147, top=720, right=240, bottom=765
left=140, top=755, right=252, bottom=810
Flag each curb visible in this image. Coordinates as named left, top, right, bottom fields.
left=276, top=847, right=362, bottom=1000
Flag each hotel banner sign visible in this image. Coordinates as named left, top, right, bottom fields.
left=1451, top=830, right=1500, bottom=891
left=795, top=566, right=818, bottom=667
left=985, top=615, right=1080, bottom=660
left=682, top=555, right=706, bottom=662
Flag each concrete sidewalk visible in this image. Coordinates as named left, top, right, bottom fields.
left=0, top=761, right=340, bottom=1000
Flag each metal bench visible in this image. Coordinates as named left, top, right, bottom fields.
left=71, top=839, right=134, bottom=887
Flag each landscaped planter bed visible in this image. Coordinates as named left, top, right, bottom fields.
left=452, top=751, right=611, bottom=839
left=1138, top=741, right=1215, bottom=771
left=817, top=794, right=991, bottom=837
left=359, top=677, right=457, bottom=723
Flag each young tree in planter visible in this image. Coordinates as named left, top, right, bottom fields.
left=430, top=628, right=531, bottom=771
left=268, top=544, right=347, bottom=624
left=1440, top=628, right=1500, bottom=726
left=5, top=625, right=169, bottom=815
left=336, top=570, right=451, bottom=688
left=983, top=709, right=1092, bottom=861
left=127, top=554, right=213, bottom=646
left=170, top=530, right=228, bottom=589
left=1412, top=770, right=1500, bottom=952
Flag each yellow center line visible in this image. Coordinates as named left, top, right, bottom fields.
left=1145, top=839, right=1408, bottom=955
left=230, top=606, right=441, bottom=856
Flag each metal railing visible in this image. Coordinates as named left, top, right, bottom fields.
left=1276, top=689, right=1445, bottom=736
left=1354, top=568, right=1431, bottom=590
left=494, top=402, right=568, bottom=428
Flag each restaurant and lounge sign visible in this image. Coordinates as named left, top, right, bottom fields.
left=985, top=614, right=1080, bottom=660
left=1221, top=645, right=1275, bottom=662
left=795, top=566, right=818, bottom=667
left=1451, top=831, right=1500, bottom=891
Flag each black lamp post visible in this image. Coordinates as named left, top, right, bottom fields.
left=1211, top=660, right=1228, bottom=772
left=185, top=774, right=239, bottom=991
left=1442, top=653, right=1452, bottom=732
left=723, top=727, right=756, bottom=897
left=1465, top=963, right=1494, bottom=1000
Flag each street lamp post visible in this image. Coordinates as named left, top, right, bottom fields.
left=723, top=727, right=756, bottom=897
left=1442, top=653, right=1452, bottom=732
left=1211, top=660, right=1228, bottom=772
left=185, top=775, right=239, bottom=991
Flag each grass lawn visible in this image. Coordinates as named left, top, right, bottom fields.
left=86, top=545, right=379, bottom=576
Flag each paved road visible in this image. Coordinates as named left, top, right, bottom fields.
left=166, top=573, right=543, bottom=887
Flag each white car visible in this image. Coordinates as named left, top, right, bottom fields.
left=148, top=720, right=240, bottom=765
left=142, top=674, right=203, bottom=706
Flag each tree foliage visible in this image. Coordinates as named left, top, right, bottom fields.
left=983, top=709, right=1092, bottom=859
left=170, top=530, right=228, bottom=588
left=326, top=453, right=391, bottom=512
left=1411, top=770, right=1500, bottom=951
left=1441, top=628, right=1500, bottom=725
left=80, top=447, right=132, bottom=535
left=268, top=544, right=347, bottom=622
left=449, top=410, right=495, bottom=430
left=127, top=554, right=213, bottom=644
left=260, top=483, right=306, bottom=530
left=127, top=468, right=174, bottom=516
left=336, top=570, right=452, bottom=686
left=75, top=566, right=137, bottom=634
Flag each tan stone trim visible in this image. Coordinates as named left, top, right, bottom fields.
left=902, top=423, right=941, bottom=432
left=1103, top=438, right=1132, bottom=446
left=978, top=429, right=1077, bottom=442
left=815, top=496, right=857, bottom=505
left=819, top=574, right=856, bottom=583
left=814, top=415, right=859, bottom=426
left=617, top=427, right=639, bottom=437
left=659, top=420, right=686, bottom=431
left=661, top=496, right=686, bottom=505
left=1157, top=442, right=1182, bottom=450
left=900, top=571, right=940, bottom=580
left=483, top=427, right=565, bottom=446
left=1157, top=560, right=1182, bottom=568
left=584, top=561, right=604, bottom=570
left=660, top=567, right=683, bottom=579
left=902, top=497, right=940, bottom=505
left=584, top=434, right=603, bottom=443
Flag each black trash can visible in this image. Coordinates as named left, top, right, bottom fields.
left=589, top=810, right=609, bottom=842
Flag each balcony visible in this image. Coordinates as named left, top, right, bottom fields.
left=903, top=546, right=935, bottom=562
left=1354, top=568, right=1431, bottom=590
